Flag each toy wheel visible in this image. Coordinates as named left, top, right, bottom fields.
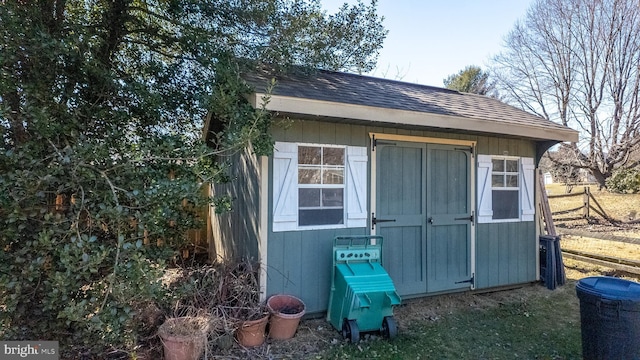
left=342, top=319, right=360, bottom=343
left=382, top=316, right=398, bottom=339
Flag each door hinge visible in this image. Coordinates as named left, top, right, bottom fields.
left=372, top=136, right=396, bottom=151
left=455, top=147, right=474, bottom=155
left=454, top=213, right=474, bottom=222
left=371, top=212, right=396, bottom=230
left=455, top=274, right=475, bottom=285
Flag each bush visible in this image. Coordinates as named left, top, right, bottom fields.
left=606, top=169, right=640, bottom=193
left=0, top=138, right=213, bottom=357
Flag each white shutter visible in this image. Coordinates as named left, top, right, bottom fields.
left=346, top=146, right=368, bottom=228
left=272, top=142, right=298, bottom=232
left=477, top=154, right=493, bottom=223
left=520, top=157, right=535, bottom=222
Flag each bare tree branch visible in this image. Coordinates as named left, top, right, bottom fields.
left=492, top=0, right=640, bottom=187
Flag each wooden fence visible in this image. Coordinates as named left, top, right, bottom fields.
left=548, top=187, right=613, bottom=222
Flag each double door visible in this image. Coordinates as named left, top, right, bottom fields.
left=374, top=141, right=474, bottom=296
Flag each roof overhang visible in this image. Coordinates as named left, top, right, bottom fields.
left=250, top=93, right=579, bottom=143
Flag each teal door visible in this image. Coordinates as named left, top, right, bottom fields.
left=375, top=142, right=427, bottom=296
left=375, top=141, right=473, bottom=296
left=426, top=145, right=473, bottom=293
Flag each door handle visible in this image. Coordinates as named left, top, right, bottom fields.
left=428, top=217, right=434, bottom=224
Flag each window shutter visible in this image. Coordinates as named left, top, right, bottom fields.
left=272, top=142, right=298, bottom=232
left=477, top=154, right=493, bottom=223
left=346, top=146, right=368, bottom=228
left=520, top=157, right=535, bottom=222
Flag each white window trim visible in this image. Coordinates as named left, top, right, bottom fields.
left=477, top=154, right=535, bottom=223
left=272, top=142, right=368, bottom=232
left=297, top=143, right=346, bottom=229
left=491, top=156, right=521, bottom=222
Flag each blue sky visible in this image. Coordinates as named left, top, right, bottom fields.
left=321, top=0, right=533, bottom=87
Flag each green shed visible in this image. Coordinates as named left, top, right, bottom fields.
left=205, top=69, right=578, bottom=314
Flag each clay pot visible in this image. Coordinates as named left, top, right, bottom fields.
left=267, top=295, right=306, bottom=340
left=158, top=317, right=209, bottom=360
left=236, top=314, right=269, bottom=347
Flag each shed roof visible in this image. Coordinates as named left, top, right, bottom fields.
left=244, top=68, right=578, bottom=143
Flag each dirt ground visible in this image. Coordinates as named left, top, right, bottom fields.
left=206, top=285, right=563, bottom=360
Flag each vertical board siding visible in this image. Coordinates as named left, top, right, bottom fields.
left=210, top=146, right=261, bottom=261
left=267, top=228, right=367, bottom=313
left=474, top=135, right=536, bottom=289
left=265, top=119, right=539, bottom=313
left=475, top=222, right=537, bottom=289
left=268, top=120, right=370, bottom=313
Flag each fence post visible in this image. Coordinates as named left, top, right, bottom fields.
left=583, top=187, right=590, bottom=218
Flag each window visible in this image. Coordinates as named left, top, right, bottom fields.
left=272, top=142, right=368, bottom=231
left=298, top=146, right=345, bottom=226
left=491, top=158, right=519, bottom=220
left=477, top=155, right=535, bottom=223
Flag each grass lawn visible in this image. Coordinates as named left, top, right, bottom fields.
left=317, top=282, right=582, bottom=359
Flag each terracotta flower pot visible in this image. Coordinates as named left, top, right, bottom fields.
left=267, top=294, right=306, bottom=340
left=158, top=316, right=209, bottom=360
left=236, top=313, right=269, bottom=347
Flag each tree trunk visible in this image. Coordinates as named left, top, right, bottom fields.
left=592, top=170, right=607, bottom=190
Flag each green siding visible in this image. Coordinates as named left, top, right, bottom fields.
left=266, top=228, right=367, bottom=314
left=266, top=119, right=539, bottom=313
left=210, top=146, right=261, bottom=261
left=474, top=134, right=537, bottom=288
left=475, top=222, right=537, bottom=289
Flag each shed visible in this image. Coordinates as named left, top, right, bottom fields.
left=205, top=68, right=579, bottom=314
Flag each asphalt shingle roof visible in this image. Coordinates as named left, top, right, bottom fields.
left=243, top=68, right=577, bottom=141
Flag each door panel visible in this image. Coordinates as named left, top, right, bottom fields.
left=426, top=146, right=472, bottom=292
left=375, top=141, right=472, bottom=296
left=376, top=143, right=426, bottom=296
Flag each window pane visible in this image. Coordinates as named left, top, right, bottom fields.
left=322, top=188, right=344, bottom=207
left=506, top=175, right=518, bottom=187
left=323, top=169, right=344, bottom=184
left=298, top=168, right=321, bottom=184
left=323, top=147, right=345, bottom=165
left=492, top=190, right=519, bottom=219
left=299, top=209, right=344, bottom=226
left=506, top=160, right=518, bottom=172
left=492, top=159, right=504, bottom=172
left=298, top=146, right=321, bottom=165
left=492, top=175, right=504, bottom=187
left=299, top=189, right=320, bottom=207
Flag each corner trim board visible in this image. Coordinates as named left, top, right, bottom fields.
left=259, top=155, right=269, bottom=301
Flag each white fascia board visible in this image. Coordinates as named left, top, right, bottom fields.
left=251, top=93, right=579, bottom=143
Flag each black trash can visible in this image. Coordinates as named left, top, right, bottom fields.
left=539, top=235, right=557, bottom=290
left=576, top=276, right=640, bottom=360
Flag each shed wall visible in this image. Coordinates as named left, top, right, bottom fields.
left=210, top=145, right=261, bottom=261
left=267, top=119, right=539, bottom=314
